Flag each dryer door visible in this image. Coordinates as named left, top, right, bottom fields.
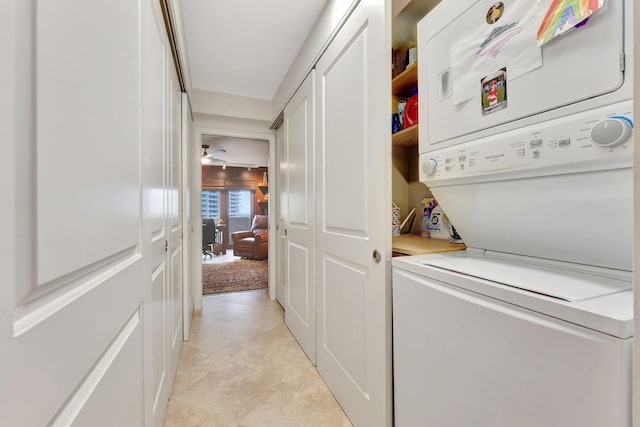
left=419, top=0, right=627, bottom=148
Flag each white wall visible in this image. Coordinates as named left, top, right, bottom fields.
left=191, top=89, right=273, bottom=122
left=193, top=113, right=272, bottom=134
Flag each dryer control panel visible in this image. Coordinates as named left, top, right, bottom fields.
left=420, top=101, right=633, bottom=186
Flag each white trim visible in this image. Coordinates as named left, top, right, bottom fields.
left=194, top=126, right=277, bottom=309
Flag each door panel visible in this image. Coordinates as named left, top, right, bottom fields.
left=284, top=72, right=316, bottom=364
left=150, top=265, right=166, bottom=415
left=314, top=0, right=391, bottom=425
left=322, top=40, right=367, bottom=235
left=142, top=4, right=174, bottom=426
left=35, top=0, right=141, bottom=287
left=167, top=56, right=183, bottom=399
left=287, top=243, right=310, bottom=321
left=171, top=247, right=183, bottom=350
left=63, top=313, right=143, bottom=427
left=324, top=256, right=367, bottom=389
left=2, top=1, right=146, bottom=425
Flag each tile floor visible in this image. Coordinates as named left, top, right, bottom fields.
left=163, top=289, right=352, bottom=427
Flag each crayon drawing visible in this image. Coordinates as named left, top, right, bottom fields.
left=537, top=0, right=605, bottom=46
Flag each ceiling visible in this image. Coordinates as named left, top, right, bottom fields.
left=180, top=0, right=328, bottom=101
left=201, top=135, right=269, bottom=167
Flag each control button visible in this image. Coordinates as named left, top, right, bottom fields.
left=533, top=150, right=540, bottom=158
left=422, top=158, right=438, bottom=176
left=445, top=158, right=452, bottom=164
left=591, top=117, right=633, bottom=147
left=558, top=138, right=571, bottom=146
left=458, top=155, right=467, bottom=162
left=445, top=166, right=452, bottom=172
left=529, top=139, right=543, bottom=147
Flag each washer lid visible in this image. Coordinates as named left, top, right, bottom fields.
left=392, top=251, right=633, bottom=338
left=419, top=257, right=631, bottom=302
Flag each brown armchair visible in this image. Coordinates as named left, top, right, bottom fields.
left=231, top=215, right=269, bottom=260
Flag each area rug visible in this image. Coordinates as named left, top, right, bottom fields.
left=202, top=259, right=268, bottom=295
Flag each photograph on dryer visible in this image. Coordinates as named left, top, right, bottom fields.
left=481, top=67, right=508, bottom=114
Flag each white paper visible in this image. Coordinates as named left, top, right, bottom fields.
left=451, top=0, right=548, bottom=105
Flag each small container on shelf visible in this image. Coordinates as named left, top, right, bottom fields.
left=404, top=89, right=419, bottom=129
left=392, top=113, right=402, bottom=134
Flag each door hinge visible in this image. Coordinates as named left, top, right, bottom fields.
left=620, top=53, right=626, bottom=72
left=165, top=240, right=168, bottom=252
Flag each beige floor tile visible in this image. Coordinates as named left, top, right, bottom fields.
left=164, top=399, right=232, bottom=427
left=164, top=289, right=351, bottom=427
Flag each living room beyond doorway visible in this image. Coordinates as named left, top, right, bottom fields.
left=200, top=135, right=270, bottom=295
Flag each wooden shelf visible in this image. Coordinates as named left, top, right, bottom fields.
left=392, top=124, right=418, bottom=147
left=392, top=63, right=418, bottom=96
left=392, top=234, right=466, bottom=256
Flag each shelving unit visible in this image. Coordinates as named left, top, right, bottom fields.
left=391, top=63, right=419, bottom=148
left=391, top=0, right=449, bottom=255
left=392, top=124, right=418, bottom=147
left=257, top=184, right=268, bottom=214
left=392, top=63, right=418, bottom=97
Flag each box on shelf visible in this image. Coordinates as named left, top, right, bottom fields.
left=392, top=41, right=416, bottom=78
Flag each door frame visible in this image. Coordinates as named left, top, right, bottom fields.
left=193, top=126, right=276, bottom=310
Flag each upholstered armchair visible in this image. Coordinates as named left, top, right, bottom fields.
left=231, top=215, right=269, bottom=260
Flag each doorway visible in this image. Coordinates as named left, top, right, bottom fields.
left=199, top=135, right=270, bottom=296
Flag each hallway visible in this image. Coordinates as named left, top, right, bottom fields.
left=164, top=290, right=352, bottom=427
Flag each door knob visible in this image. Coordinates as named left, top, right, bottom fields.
left=372, top=249, right=381, bottom=263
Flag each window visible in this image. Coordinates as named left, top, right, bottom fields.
left=228, top=190, right=252, bottom=218
left=201, top=190, right=221, bottom=219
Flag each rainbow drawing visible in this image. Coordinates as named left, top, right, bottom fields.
left=537, top=0, right=605, bottom=46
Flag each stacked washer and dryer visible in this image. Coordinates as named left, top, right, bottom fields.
left=392, top=1, right=634, bottom=426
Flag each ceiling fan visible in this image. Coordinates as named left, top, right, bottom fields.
left=201, top=144, right=227, bottom=165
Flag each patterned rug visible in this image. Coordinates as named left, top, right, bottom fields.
left=202, top=259, right=268, bottom=295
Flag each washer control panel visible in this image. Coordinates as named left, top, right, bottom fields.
left=420, top=101, right=633, bottom=184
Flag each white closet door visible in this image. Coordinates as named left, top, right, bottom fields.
left=182, top=97, right=194, bottom=341
left=2, top=1, right=145, bottom=425
left=284, top=71, right=316, bottom=364
left=314, top=0, right=392, bottom=425
left=141, top=4, right=182, bottom=425
left=167, top=59, right=183, bottom=380
left=276, top=124, right=287, bottom=307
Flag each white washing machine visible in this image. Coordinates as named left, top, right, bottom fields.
left=393, top=250, right=633, bottom=427
left=393, top=0, right=635, bottom=425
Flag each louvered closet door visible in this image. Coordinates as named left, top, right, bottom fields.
left=2, top=1, right=146, bottom=425
left=314, top=0, right=392, bottom=425
left=284, top=71, right=316, bottom=364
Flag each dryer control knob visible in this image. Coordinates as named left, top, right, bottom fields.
left=591, top=117, right=633, bottom=147
left=422, top=158, right=438, bottom=176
